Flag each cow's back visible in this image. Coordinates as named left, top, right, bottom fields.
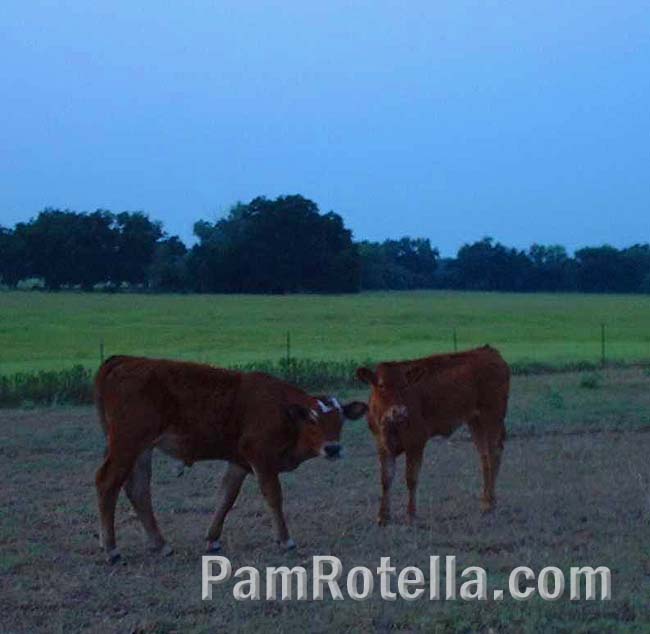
left=391, top=346, right=509, bottom=436
left=95, top=356, right=244, bottom=462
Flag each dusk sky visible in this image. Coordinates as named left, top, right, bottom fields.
left=1, top=1, right=648, bottom=255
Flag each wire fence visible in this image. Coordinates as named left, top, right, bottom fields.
left=93, top=323, right=619, bottom=368
left=2, top=321, right=647, bottom=408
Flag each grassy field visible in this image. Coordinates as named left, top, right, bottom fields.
left=2, top=368, right=650, bottom=632
left=2, top=290, right=650, bottom=374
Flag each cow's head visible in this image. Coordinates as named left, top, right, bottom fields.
left=286, top=396, right=367, bottom=460
left=356, top=363, right=425, bottom=451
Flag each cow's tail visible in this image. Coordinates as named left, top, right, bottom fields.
left=94, top=355, right=128, bottom=440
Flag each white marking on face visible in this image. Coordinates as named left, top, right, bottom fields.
left=384, top=405, right=408, bottom=423
left=317, top=399, right=334, bottom=413
left=309, top=409, right=319, bottom=422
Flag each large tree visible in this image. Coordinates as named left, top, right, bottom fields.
left=0, top=227, right=27, bottom=286
left=112, top=212, right=164, bottom=285
left=527, top=244, right=575, bottom=291
left=189, top=195, right=360, bottom=293
left=6, top=208, right=165, bottom=289
left=359, top=237, right=439, bottom=289
left=454, top=237, right=533, bottom=291
left=574, top=246, right=621, bottom=293
left=12, top=209, right=115, bottom=289
left=148, top=236, right=189, bottom=292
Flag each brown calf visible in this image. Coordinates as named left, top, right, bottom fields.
left=95, top=355, right=367, bottom=563
left=356, top=345, right=510, bottom=525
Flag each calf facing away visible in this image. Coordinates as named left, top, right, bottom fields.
left=95, top=355, right=367, bottom=563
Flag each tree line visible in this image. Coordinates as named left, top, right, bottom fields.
left=1, top=195, right=649, bottom=294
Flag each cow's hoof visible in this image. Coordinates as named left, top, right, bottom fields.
left=106, top=549, right=122, bottom=565
left=406, top=513, right=417, bottom=526
left=377, top=516, right=390, bottom=527
left=480, top=500, right=495, bottom=514
left=279, top=538, right=296, bottom=552
left=153, top=543, right=174, bottom=557
left=205, top=540, right=222, bottom=554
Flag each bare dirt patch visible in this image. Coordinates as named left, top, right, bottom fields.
left=1, top=370, right=650, bottom=632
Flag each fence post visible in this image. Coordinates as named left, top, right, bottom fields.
left=452, top=328, right=458, bottom=353
left=286, top=330, right=291, bottom=365
left=600, top=323, right=606, bottom=367
left=99, top=339, right=105, bottom=365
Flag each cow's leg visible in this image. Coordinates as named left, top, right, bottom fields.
left=486, top=418, right=506, bottom=506
left=124, top=448, right=170, bottom=556
left=405, top=445, right=424, bottom=524
left=95, top=449, right=139, bottom=563
left=205, top=462, right=248, bottom=553
left=487, top=390, right=509, bottom=508
left=469, top=415, right=505, bottom=513
left=256, top=471, right=294, bottom=550
left=377, top=450, right=396, bottom=526
left=469, top=417, right=491, bottom=512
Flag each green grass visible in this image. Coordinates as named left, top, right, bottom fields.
left=0, top=357, right=636, bottom=408
left=2, top=290, right=650, bottom=374
left=0, top=360, right=370, bottom=408
left=0, top=365, right=93, bottom=408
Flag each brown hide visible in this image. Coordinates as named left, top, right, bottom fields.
left=357, top=346, right=510, bottom=525
left=94, top=355, right=366, bottom=562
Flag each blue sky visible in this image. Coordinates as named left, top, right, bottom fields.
left=1, top=1, right=648, bottom=255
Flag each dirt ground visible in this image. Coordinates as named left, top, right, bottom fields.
left=1, top=369, right=650, bottom=633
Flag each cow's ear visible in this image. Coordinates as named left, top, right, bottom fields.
left=356, top=367, right=377, bottom=385
left=342, top=401, right=368, bottom=420
left=286, top=404, right=317, bottom=425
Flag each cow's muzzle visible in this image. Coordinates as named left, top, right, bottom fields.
left=322, top=443, right=342, bottom=460
left=382, top=405, right=408, bottom=426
